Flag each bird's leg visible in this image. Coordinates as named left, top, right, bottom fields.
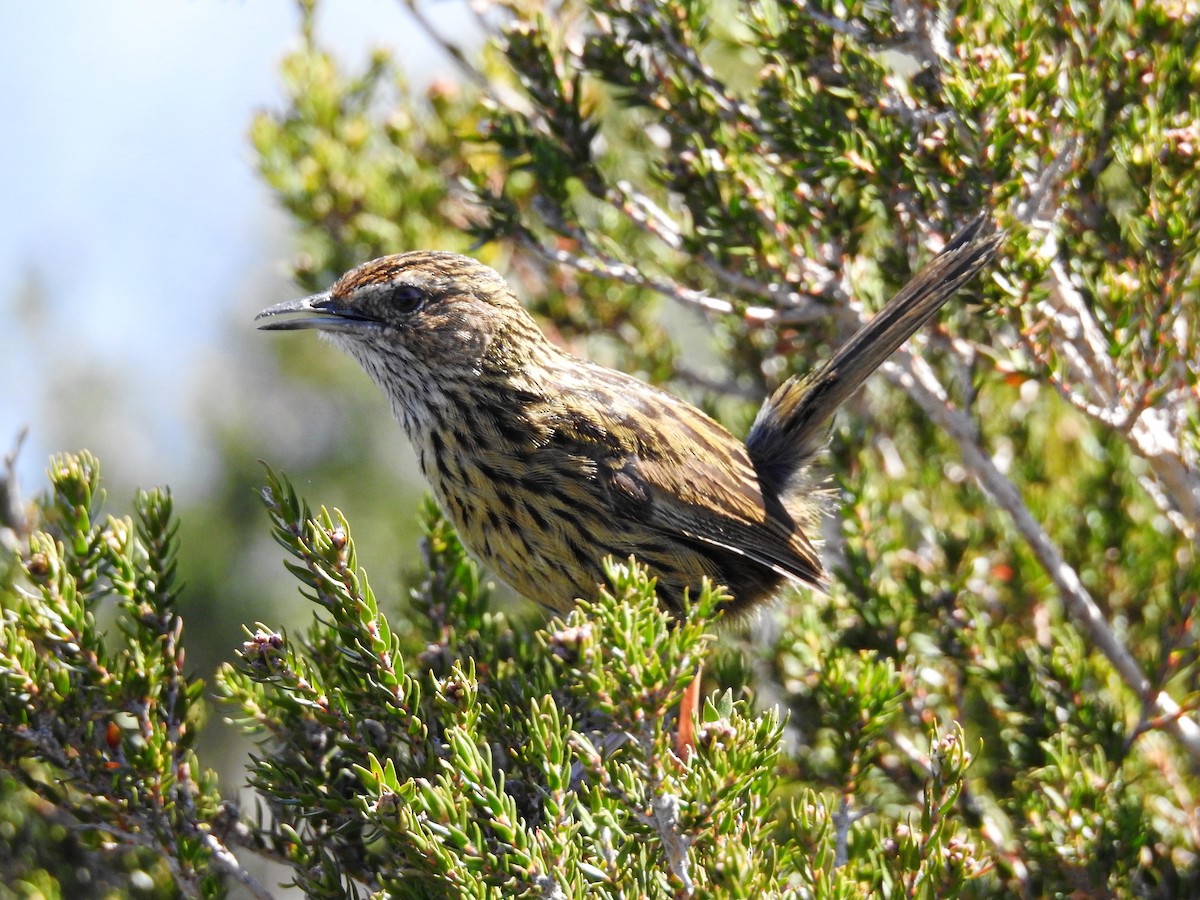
left=675, top=663, right=704, bottom=759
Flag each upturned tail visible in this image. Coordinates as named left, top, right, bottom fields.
left=745, top=214, right=1002, bottom=495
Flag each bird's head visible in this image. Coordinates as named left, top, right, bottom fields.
left=256, top=250, right=562, bottom=437
left=256, top=251, right=554, bottom=377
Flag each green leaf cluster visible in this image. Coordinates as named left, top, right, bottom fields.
left=217, top=469, right=792, bottom=897
left=0, top=453, right=221, bottom=898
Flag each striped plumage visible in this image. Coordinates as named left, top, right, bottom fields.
left=258, top=217, right=1000, bottom=617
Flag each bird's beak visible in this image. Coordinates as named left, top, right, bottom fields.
left=255, top=292, right=377, bottom=333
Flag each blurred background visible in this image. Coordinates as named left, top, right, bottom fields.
left=0, top=0, right=480, bottom=771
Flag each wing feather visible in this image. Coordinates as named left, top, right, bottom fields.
left=549, top=361, right=824, bottom=591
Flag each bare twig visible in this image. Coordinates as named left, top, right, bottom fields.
left=514, top=229, right=774, bottom=320
left=648, top=792, right=695, bottom=894
left=1, top=427, right=29, bottom=540
left=832, top=792, right=868, bottom=867
left=1024, top=256, right=1200, bottom=542
left=199, top=830, right=277, bottom=900
left=885, top=350, right=1200, bottom=760
left=1008, top=139, right=1199, bottom=542
left=400, top=0, right=489, bottom=88
left=890, top=0, right=951, bottom=65
left=605, top=180, right=830, bottom=317
left=1013, top=137, right=1079, bottom=228
left=626, top=0, right=772, bottom=141
left=796, top=0, right=874, bottom=43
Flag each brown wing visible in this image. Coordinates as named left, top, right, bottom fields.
left=609, top=448, right=822, bottom=585
left=551, top=361, right=824, bottom=593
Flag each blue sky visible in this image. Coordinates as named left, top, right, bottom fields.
left=0, top=0, right=469, bottom=498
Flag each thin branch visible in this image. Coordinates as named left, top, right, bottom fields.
left=605, top=180, right=830, bottom=317
left=890, top=0, right=951, bottom=68
left=514, top=228, right=771, bottom=320
left=1025, top=256, right=1200, bottom=542
left=626, top=0, right=772, bottom=142
left=1, top=427, right=29, bottom=539
left=1045, top=258, right=1121, bottom=399
left=1127, top=407, right=1200, bottom=542
left=1136, top=469, right=1197, bottom=544
left=70, top=816, right=273, bottom=900
left=399, top=0, right=544, bottom=131
left=1009, top=143, right=1200, bottom=543
left=885, top=351, right=1200, bottom=761
left=796, top=0, right=874, bottom=43
left=648, top=792, right=695, bottom=894
left=400, top=0, right=490, bottom=89
left=201, top=829, right=277, bottom=900
left=1013, top=137, right=1079, bottom=228
left=832, top=792, right=868, bottom=867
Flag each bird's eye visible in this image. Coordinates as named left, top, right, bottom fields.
left=391, top=284, right=426, bottom=314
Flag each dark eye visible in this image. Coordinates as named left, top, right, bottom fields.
left=391, top=284, right=426, bottom=314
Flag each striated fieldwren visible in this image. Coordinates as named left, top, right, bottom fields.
left=257, top=217, right=999, bottom=620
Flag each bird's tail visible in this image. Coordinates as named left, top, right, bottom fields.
left=745, top=214, right=1002, bottom=494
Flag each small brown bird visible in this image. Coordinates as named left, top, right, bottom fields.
left=257, top=217, right=999, bottom=621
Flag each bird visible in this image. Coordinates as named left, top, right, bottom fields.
left=257, top=215, right=999, bottom=627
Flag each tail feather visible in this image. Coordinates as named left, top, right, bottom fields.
left=746, top=214, right=1002, bottom=494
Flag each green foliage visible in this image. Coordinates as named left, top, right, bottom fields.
left=3, top=0, right=1200, bottom=895
left=1, top=459, right=1000, bottom=897
left=0, top=453, right=222, bottom=897
left=217, top=468, right=791, bottom=896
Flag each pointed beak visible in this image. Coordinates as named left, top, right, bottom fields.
left=255, top=292, right=378, bottom=333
